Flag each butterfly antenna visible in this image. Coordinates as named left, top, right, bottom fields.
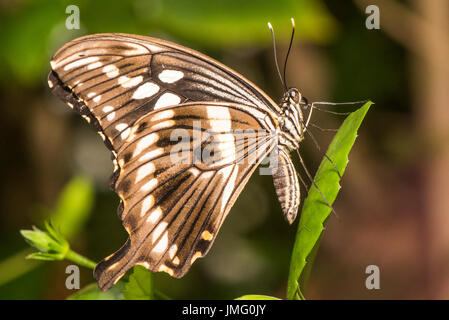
left=295, top=149, right=340, bottom=219
left=312, top=100, right=370, bottom=107
left=268, top=22, right=285, bottom=89
left=283, top=17, right=295, bottom=91
left=310, top=100, right=369, bottom=115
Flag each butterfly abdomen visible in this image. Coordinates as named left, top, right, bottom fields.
left=272, top=147, right=300, bottom=224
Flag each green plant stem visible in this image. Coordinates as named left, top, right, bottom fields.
left=65, top=249, right=96, bottom=270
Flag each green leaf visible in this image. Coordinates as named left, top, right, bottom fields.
left=67, top=282, right=125, bottom=300
left=20, top=221, right=96, bottom=269
left=235, top=294, right=281, bottom=300
left=123, top=265, right=154, bottom=300
left=286, top=102, right=372, bottom=300
left=20, top=222, right=69, bottom=261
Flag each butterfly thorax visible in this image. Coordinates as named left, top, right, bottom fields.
left=278, top=88, right=305, bottom=151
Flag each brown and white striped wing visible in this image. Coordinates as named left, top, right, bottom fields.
left=93, top=102, right=277, bottom=291
left=48, top=33, right=282, bottom=291
left=48, top=33, right=280, bottom=153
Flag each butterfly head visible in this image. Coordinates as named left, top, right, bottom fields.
left=279, top=88, right=311, bottom=150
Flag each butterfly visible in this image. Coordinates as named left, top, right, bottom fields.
left=47, top=21, right=315, bottom=291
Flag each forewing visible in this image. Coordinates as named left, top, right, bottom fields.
left=48, top=33, right=280, bottom=154
left=93, top=102, right=277, bottom=291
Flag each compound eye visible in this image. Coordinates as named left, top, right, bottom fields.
left=301, top=96, right=309, bottom=105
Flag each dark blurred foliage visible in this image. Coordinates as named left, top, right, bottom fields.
left=0, top=0, right=448, bottom=299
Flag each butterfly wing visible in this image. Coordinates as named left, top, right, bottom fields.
left=48, top=34, right=281, bottom=290
left=92, top=102, right=277, bottom=290
left=48, top=33, right=280, bottom=151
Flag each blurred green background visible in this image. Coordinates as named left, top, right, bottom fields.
left=1, top=0, right=448, bottom=299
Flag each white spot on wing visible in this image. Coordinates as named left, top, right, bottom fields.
left=220, top=166, right=238, bottom=211
left=102, top=106, right=114, bottom=113
left=93, top=95, right=102, bottom=103
left=154, top=93, right=181, bottom=110
left=145, top=44, right=164, bottom=52
left=141, top=178, right=158, bottom=192
left=118, top=75, right=143, bottom=88
left=152, top=222, right=168, bottom=244
left=153, top=231, right=169, bottom=253
left=135, top=162, right=155, bottom=183
left=115, top=123, right=128, bottom=132
left=151, top=120, right=175, bottom=130
left=201, top=231, right=213, bottom=241
left=207, top=106, right=232, bottom=131
left=191, top=252, right=202, bottom=264
left=107, top=112, right=116, bottom=121
left=108, top=262, right=120, bottom=270
left=169, top=245, right=178, bottom=259
left=139, top=148, right=163, bottom=162
left=98, top=131, right=106, bottom=141
left=190, top=168, right=202, bottom=177
left=158, top=70, right=183, bottom=83
left=134, top=133, right=159, bottom=156
left=147, top=207, right=162, bottom=223
left=63, top=57, right=99, bottom=71
left=87, top=92, right=96, bottom=98
left=158, top=264, right=174, bottom=276
left=141, top=196, right=155, bottom=217
left=151, top=109, right=175, bottom=121
left=103, top=65, right=119, bottom=78
left=123, top=42, right=148, bottom=55
left=121, top=127, right=131, bottom=140
left=87, top=61, right=103, bottom=70
left=132, top=82, right=160, bottom=99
